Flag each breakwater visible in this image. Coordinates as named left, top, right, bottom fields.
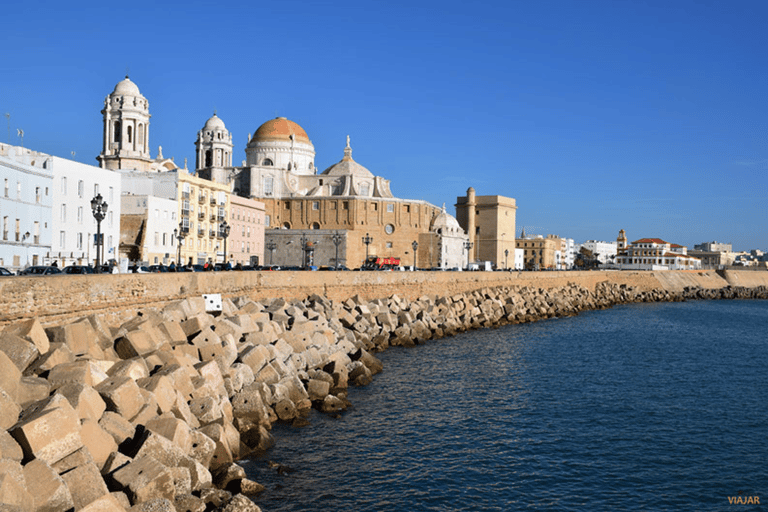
left=2, top=269, right=768, bottom=327
left=0, top=277, right=766, bottom=510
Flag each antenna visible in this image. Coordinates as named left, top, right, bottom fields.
left=71, top=151, right=76, bottom=159
left=16, top=128, right=24, bottom=149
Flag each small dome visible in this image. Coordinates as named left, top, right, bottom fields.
left=431, top=205, right=463, bottom=233
left=112, top=76, right=142, bottom=97
left=203, top=113, right=226, bottom=131
left=321, top=137, right=374, bottom=178
left=250, top=117, right=310, bottom=145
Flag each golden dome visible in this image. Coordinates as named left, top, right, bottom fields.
left=252, top=117, right=310, bottom=144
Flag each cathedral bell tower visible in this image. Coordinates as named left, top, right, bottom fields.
left=195, top=112, right=234, bottom=184
left=97, top=76, right=152, bottom=171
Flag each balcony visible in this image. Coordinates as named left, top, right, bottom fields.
left=198, top=194, right=205, bottom=204
left=198, top=211, right=205, bottom=220
left=209, top=229, right=216, bottom=238
left=217, top=214, right=225, bottom=222
left=181, top=208, right=191, bottom=217
left=197, top=228, right=205, bottom=237
left=209, top=214, right=217, bottom=222
left=209, top=197, right=217, bottom=206
left=182, top=192, right=190, bottom=200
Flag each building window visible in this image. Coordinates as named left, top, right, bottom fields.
left=360, top=183, right=370, bottom=196
left=77, top=207, right=83, bottom=224
left=78, top=180, right=84, bottom=198
left=94, top=184, right=99, bottom=196
left=265, top=215, right=270, bottom=227
left=3, top=179, right=7, bottom=197
left=264, top=176, right=274, bottom=195
left=77, top=233, right=83, bottom=250
left=61, top=177, right=67, bottom=195
left=387, top=204, right=394, bottom=213
left=61, top=205, right=66, bottom=222
left=35, top=187, right=41, bottom=203
left=263, top=158, right=273, bottom=166
left=284, top=202, right=290, bottom=210
left=313, top=201, right=319, bottom=210
left=60, top=231, right=65, bottom=247
left=342, top=201, right=349, bottom=210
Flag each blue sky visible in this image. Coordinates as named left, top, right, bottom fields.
left=2, top=0, right=766, bottom=251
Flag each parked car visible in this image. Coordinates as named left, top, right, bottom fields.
left=148, top=264, right=169, bottom=273
left=0, top=267, right=14, bottom=276
left=62, top=265, right=95, bottom=274
left=128, top=265, right=150, bottom=274
left=213, top=263, right=232, bottom=271
left=18, top=266, right=62, bottom=276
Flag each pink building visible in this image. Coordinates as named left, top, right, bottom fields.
left=228, top=195, right=265, bottom=266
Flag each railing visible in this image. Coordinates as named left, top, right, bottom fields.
left=181, top=208, right=191, bottom=217
left=197, top=228, right=205, bottom=237
left=209, top=214, right=217, bottom=222
left=210, top=197, right=217, bottom=205
left=198, top=195, right=205, bottom=203
left=209, top=229, right=216, bottom=238
left=198, top=211, right=205, bottom=220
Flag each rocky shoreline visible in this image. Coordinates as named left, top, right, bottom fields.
left=0, top=281, right=766, bottom=511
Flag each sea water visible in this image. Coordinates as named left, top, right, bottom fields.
left=244, top=300, right=768, bottom=511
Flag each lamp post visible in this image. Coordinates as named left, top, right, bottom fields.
left=505, top=248, right=509, bottom=269
left=219, top=220, right=230, bottom=265
left=21, top=231, right=30, bottom=268
left=90, top=194, right=108, bottom=272
left=362, top=233, right=373, bottom=262
left=266, top=240, right=277, bottom=265
left=411, top=240, right=418, bottom=270
left=174, top=222, right=186, bottom=268
left=331, top=231, right=343, bottom=269
left=463, top=240, right=473, bottom=269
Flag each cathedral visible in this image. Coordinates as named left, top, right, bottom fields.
left=101, top=76, right=468, bottom=269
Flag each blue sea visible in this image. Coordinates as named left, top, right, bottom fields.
left=244, top=300, right=768, bottom=511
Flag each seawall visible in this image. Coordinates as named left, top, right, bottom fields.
left=2, top=269, right=765, bottom=328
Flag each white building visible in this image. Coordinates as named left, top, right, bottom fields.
left=0, top=144, right=53, bottom=271
left=582, top=240, right=618, bottom=265
left=50, top=157, right=122, bottom=267
left=616, top=238, right=701, bottom=270
left=120, top=195, right=179, bottom=265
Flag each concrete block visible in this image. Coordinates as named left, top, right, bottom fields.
left=130, top=389, right=161, bottom=426
left=157, top=321, right=187, bottom=346
left=222, top=493, right=261, bottom=511
left=189, top=396, right=224, bottom=425
left=152, top=364, right=195, bottom=401
left=3, top=318, right=49, bottom=354
left=181, top=314, right=212, bottom=339
left=198, top=424, right=233, bottom=470
left=0, top=388, right=22, bottom=430
left=79, top=493, right=128, bottom=511
left=194, top=360, right=227, bottom=398
left=0, top=332, right=39, bottom=372
left=126, top=497, right=175, bottom=511
left=60, top=462, right=110, bottom=510
left=137, top=375, right=176, bottom=414
left=228, top=314, right=259, bottom=334
left=188, top=431, right=216, bottom=468
left=145, top=416, right=192, bottom=453
left=81, top=418, right=118, bottom=470
left=0, top=350, right=22, bottom=402
left=108, top=358, right=150, bottom=381
left=99, top=411, right=136, bottom=445
left=173, top=494, right=206, bottom=512
left=85, top=314, right=114, bottom=349
left=17, top=375, right=51, bottom=409
left=48, top=360, right=109, bottom=389
left=23, top=458, right=74, bottom=512
left=96, top=376, right=144, bottom=421
left=307, top=378, right=331, bottom=401
left=0, top=430, right=23, bottom=462
left=252, top=362, right=280, bottom=386
left=238, top=345, right=270, bottom=375
left=50, top=446, right=95, bottom=475
left=168, top=466, right=192, bottom=497
left=10, top=399, right=83, bottom=465
left=56, top=382, right=107, bottom=422
left=30, top=342, right=75, bottom=375
left=169, top=390, right=200, bottom=429
left=115, top=330, right=162, bottom=359
left=111, top=456, right=175, bottom=505
left=0, top=472, right=33, bottom=512
left=46, top=319, right=102, bottom=358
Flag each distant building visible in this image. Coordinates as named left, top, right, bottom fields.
left=616, top=236, right=701, bottom=270
left=228, top=195, right=266, bottom=266
left=694, top=241, right=732, bottom=252
left=455, top=188, right=517, bottom=268
left=0, top=144, right=53, bottom=271
left=515, top=230, right=559, bottom=270
left=582, top=240, right=618, bottom=265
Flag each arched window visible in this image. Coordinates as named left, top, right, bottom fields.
left=311, top=222, right=320, bottom=230
left=138, top=124, right=144, bottom=145
left=127, top=125, right=133, bottom=144
left=113, top=121, right=121, bottom=143
left=263, top=158, right=273, bottom=166
left=282, top=222, right=291, bottom=229
left=205, top=150, right=212, bottom=167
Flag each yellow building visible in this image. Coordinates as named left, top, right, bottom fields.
left=516, top=233, right=559, bottom=270
left=455, top=187, right=517, bottom=268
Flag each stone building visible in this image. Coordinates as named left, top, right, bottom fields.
left=455, top=188, right=517, bottom=268
left=196, top=115, right=467, bottom=269
left=516, top=232, right=560, bottom=270
left=615, top=236, right=701, bottom=270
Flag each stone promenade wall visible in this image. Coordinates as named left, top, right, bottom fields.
left=1, top=269, right=763, bottom=327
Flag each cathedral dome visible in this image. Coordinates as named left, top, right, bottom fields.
left=251, top=117, right=310, bottom=144
left=431, top=205, right=463, bottom=234
left=203, top=113, right=226, bottom=131
left=321, top=137, right=374, bottom=178
left=112, top=76, right=142, bottom=97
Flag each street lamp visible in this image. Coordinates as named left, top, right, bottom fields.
left=21, top=231, right=30, bottom=268
left=362, top=233, right=373, bottom=262
left=174, top=222, right=186, bottom=268
left=300, top=233, right=315, bottom=268
left=266, top=240, right=277, bottom=265
left=90, top=194, right=108, bottom=272
left=463, top=240, right=473, bottom=268
left=411, top=240, right=418, bottom=270
left=331, top=231, right=343, bottom=269
left=219, top=220, right=230, bottom=265
left=505, top=248, right=509, bottom=269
